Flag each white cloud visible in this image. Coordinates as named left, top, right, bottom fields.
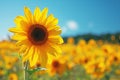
left=66, top=20, right=78, bottom=30
left=61, top=20, right=79, bottom=36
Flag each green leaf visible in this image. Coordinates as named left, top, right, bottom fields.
left=26, top=67, right=46, bottom=75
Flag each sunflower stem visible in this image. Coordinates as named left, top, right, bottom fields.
left=24, top=61, right=29, bottom=80
left=56, top=74, right=61, bottom=80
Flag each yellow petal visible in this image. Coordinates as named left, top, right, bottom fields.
left=48, top=43, right=62, bottom=55
left=47, top=44, right=57, bottom=56
left=46, top=18, right=58, bottom=27
left=24, top=7, right=33, bottom=23
left=48, top=36, right=64, bottom=44
left=39, top=8, right=48, bottom=24
left=20, top=20, right=29, bottom=31
left=34, top=7, right=41, bottom=23
left=8, top=27, right=25, bottom=33
left=45, top=14, right=54, bottom=26
left=48, top=27, right=61, bottom=36
left=14, top=16, right=25, bottom=26
left=16, top=39, right=31, bottom=46
left=38, top=50, right=48, bottom=67
left=14, top=16, right=29, bottom=31
left=12, top=34, right=27, bottom=40
left=30, top=48, right=38, bottom=67
left=19, top=45, right=27, bottom=54
left=22, top=46, right=31, bottom=62
left=47, top=25, right=60, bottom=31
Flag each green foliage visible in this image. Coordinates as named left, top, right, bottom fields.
left=63, top=32, right=120, bottom=44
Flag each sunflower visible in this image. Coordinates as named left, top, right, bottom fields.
left=67, top=37, right=74, bottom=44
left=8, top=73, right=18, bottom=80
left=9, top=7, right=63, bottom=67
left=47, top=57, right=66, bottom=76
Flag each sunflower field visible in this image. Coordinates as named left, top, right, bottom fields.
left=0, top=34, right=120, bottom=80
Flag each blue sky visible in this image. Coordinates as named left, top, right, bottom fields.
left=0, top=0, right=120, bottom=39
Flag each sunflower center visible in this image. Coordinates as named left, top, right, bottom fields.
left=114, top=56, right=118, bottom=61
left=84, top=59, right=88, bottom=63
left=28, top=24, right=48, bottom=45
left=31, top=27, right=46, bottom=41
left=52, top=61, right=60, bottom=68
left=10, top=77, right=13, bottom=80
